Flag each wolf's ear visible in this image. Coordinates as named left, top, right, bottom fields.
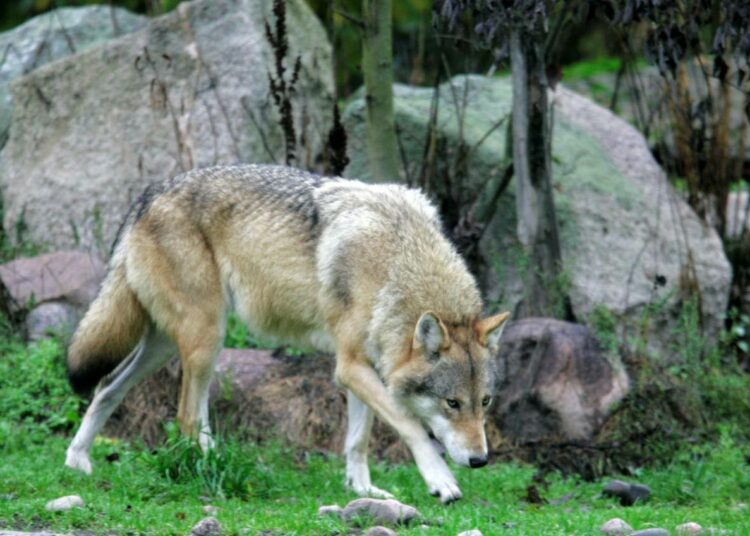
left=414, top=311, right=449, bottom=359
left=475, top=312, right=510, bottom=354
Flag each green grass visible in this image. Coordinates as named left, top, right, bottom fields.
left=2, top=430, right=749, bottom=535
left=1, top=335, right=749, bottom=535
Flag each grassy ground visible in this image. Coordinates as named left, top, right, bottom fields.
left=1, top=338, right=749, bottom=535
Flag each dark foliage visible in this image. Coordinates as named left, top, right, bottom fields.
left=606, top=1, right=750, bottom=93
left=435, top=0, right=552, bottom=48
left=265, top=0, right=301, bottom=166
left=324, top=104, right=349, bottom=177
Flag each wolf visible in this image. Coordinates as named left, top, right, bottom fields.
left=64, top=164, right=509, bottom=503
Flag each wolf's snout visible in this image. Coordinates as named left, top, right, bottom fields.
left=469, top=455, right=488, bottom=468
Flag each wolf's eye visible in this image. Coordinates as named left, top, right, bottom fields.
left=446, top=399, right=460, bottom=409
left=482, top=396, right=492, bottom=407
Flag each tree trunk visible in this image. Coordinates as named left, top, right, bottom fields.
left=510, top=28, right=565, bottom=318
left=362, top=0, right=400, bottom=182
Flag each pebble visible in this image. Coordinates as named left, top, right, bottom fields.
left=341, top=498, right=420, bottom=526
left=676, top=522, right=702, bottom=535
left=602, top=480, right=652, bottom=506
left=457, top=530, right=483, bottom=536
left=45, top=495, right=85, bottom=512
left=0, top=529, right=69, bottom=536
left=631, top=530, right=669, bottom=536
left=317, top=504, right=343, bottom=518
left=365, top=527, right=398, bottom=536
left=190, top=516, right=221, bottom=536
left=202, top=505, right=219, bottom=516
left=600, top=517, right=633, bottom=535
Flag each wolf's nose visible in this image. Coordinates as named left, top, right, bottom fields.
left=469, top=456, right=488, bottom=468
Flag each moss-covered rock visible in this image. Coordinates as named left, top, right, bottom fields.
left=343, top=75, right=730, bottom=356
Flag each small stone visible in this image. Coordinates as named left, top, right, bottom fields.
left=190, top=516, right=221, bottom=536
left=631, top=530, right=669, bottom=536
left=0, top=529, right=68, bottom=536
left=628, top=484, right=652, bottom=504
left=458, top=530, right=483, bottom=536
left=45, top=495, right=85, bottom=511
left=676, top=522, right=702, bottom=535
left=341, top=498, right=420, bottom=527
left=365, top=527, right=398, bottom=536
left=317, top=504, right=343, bottom=518
left=600, top=518, right=633, bottom=535
left=603, top=480, right=630, bottom=495
left=202, top=505, right=219, bottom=516
left=602, top=480, right=651, bottom=506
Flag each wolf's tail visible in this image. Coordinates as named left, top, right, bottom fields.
left=66, top=252, right=147, bottom=395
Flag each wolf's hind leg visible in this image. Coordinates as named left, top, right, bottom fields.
left=174, top=316, right=224, bottom=452
left=65, top=326, right=175, bottom=473
left=345, top=390, right=394, bottom=499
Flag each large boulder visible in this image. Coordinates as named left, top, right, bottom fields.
left=343, top=76, right=731, bottom=357
left=0, top=0, right=333, bottom=251
left=0, top=6, right=147, bottom=150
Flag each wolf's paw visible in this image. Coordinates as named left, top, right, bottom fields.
left=199, top=432, right=215, bottom=452
left=427, top=475, right=462, bottom=504
left=422, top=459, right=462, bottom=503
left=415, top=444, right=462, bottom=503
left=351, top=483, right=395, bottom=500
left=65, top=449, right=93, bottom=474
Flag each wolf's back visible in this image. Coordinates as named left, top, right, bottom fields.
left=66, top=247, right=147, bottom=395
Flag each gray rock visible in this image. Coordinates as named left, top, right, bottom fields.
left=676, top=522, right=702, bottom=535
left=343, top=75, right=731, bottom=358
left=603, top=480, right=631, bottom=496
left=457, top=531, right=483, bottom=536
left=26, top=301, right=80, bottom=340
left=628, top=484, right=652, bottom=504
left=631, top=530, right=669, bottom=536
left=317, top=504, right=343, bottom=518
left=365, top=527, right=398, bottom=536
left=45, top=494, right=84, bottom=511
left=0, top=6, right=146, bottom=149
left=1, top=0, right=333, bottom=252
left=495, top=318, right=629, bottom=442
left=190, top=516, right=221, bottom=536
left=603, top=480, right=651, bottom=506
left=341, top=498, right=420, bottom=527
left=600, top=518, right=634, bottom=535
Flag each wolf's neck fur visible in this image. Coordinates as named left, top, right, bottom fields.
left=315, top=179, right=482, bottom=372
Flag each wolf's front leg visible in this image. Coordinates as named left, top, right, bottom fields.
left=336, top=355, right=461, bottom=503
left=345, top=390, right=394, bottom=499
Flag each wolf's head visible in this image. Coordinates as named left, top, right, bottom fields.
left=393, top=311, right=509, bottom=468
